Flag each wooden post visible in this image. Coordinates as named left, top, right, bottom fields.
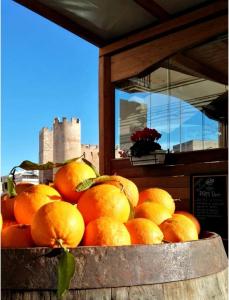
left=99, top=55, right=115, bottom=175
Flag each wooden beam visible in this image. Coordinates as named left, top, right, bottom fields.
left=111, top=14, right=228, bottom=82
left=14, top=0, right=105, bottom=47
left=171, top=53, right=228, bottom=85
left=99, top=56, right=115, bottom=175
left=100, top=1, right=227, bottom=56
left=111, top=159, right=227, bottom=178
left=134, top=0, right=170, bottom=21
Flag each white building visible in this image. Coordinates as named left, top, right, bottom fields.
left=1, top=170, right=39, bottom=193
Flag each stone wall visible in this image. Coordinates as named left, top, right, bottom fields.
left=81, top=144, right=99, bottom=172
left=39, top=127, right=53, bottom=183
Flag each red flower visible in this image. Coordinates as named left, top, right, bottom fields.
left=130, top=127, right=161, bottom=142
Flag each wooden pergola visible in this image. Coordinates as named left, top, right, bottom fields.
left=14, top=0, right=228, bottom=216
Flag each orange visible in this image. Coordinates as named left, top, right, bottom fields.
left=15, top=182, right=34, bottom=194
left=26, top=184, right=62, bottom=200
left=125, top=218, right=164, bottom=245
left=54, top=161, right=96, bottom=203
left=1, top=193, right=15, bottom=220
left=160, top=214, right=198, bottom=242
left=31, top=201, right=85, bottom=248
left=14, top=184, right=61, bottom=225
left=14, top=191, right=58, bottom=225
left=77, top=184, right=130, bottom=225
left=135, top=201, right=171, bottom=225
left=83, top=217, right=131, bottom=246
left=105, top=175, right=139, bottom=207
left=0, top=214, right=2, bottom=231
left=138, top=188, right=175, bottom=214
left=3, top=219, right=18, bottom=229
left=175, top=211, right=201, bottom=234
left=2, top=224, right=34, bottom=248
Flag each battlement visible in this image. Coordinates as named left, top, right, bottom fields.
left=39, top=127, right=53, bottom=136
left=54, top=117, right=80, bottom=125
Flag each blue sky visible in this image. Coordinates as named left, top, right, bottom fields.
left=2, top=0, right=221, bottom=176
left=2, top=0, right=99, bottom=175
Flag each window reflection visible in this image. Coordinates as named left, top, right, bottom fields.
left=115, top=63, right=227, bottom=158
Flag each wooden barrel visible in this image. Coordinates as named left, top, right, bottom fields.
left=2, top=232, right=228, bottom=300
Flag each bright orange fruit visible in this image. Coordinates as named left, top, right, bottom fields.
left=31, top=201, right=85, bottom=248
left=135, top=201, right=171, bottom=225
left=14, top=184, right=62, bottom=225
left=83, top=217, right=131, bottom=246
left=54, top=161, right=96, bottom=203
left=125, top=218, right=164, bottom=245
left=77, top=184, right=130, bottom=225
left=2, top=224, right=34, bottom=248
left=1, top=193, right=15, bottom=220
left=105, top=175, right=139, bottom=207
left=26, top=184, right=62, bottom=200
left=160, top=214, right=198, bottom=242
left=0, top=214, right=2, bottom=231
left=138, top=188, right=175, bottom=214
left=175, top=211, right=201, bottom=234
left=14, top=191, right=57, bottom=225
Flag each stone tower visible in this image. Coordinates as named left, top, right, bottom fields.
left=39, top=127, right=53, bottom=183
left=53, top=117, right=81, bottom=163
left=39, top=117, right=100, bottom=183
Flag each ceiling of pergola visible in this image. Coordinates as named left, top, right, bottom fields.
left=14, top=0, right=227, bottom=86
left=15, top=0, right=216, bottom=46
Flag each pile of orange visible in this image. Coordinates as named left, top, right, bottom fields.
left=1, top=160, right=200, bottom=249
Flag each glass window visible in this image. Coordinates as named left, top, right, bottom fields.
left=115, top=62, right=227, bottom=158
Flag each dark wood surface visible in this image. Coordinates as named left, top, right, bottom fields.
left=99, top=56, right=115, bottom=175
left=1, top=268, right=228, bottom=300
left=170, top=53, right=227, bottom=85
left=2, top=232, right=227, bottom=290
left=111, top=160, right=227, bottom=178
left=134, top=0, right=170, bottom=21
left=100, top=1, right=227, bottom=56
left=111, top=14, right=228, bottom=82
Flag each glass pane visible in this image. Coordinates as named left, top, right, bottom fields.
left=115, top=89, right=150, bottom=158
left=148, top=92, right=169, bottom=151
left=115, top=62, right=227, bottom=157
left=169, top=68, right=225, bottom=152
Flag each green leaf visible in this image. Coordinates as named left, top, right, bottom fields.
left=7, top=176, right=17, bottom=197
left=75, top=175, right=116, bottom=192
left=76, top=178, right=95, bottom=192
left=82, top=157, right=100, bottom=177
left=18, top=160, right=56, bottom=170
left=57, top=249, right=75, bottom=299
left=18, top=156, right=82, bottom=171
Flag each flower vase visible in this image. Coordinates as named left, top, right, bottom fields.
left=130, top=150, right=167, bottom=166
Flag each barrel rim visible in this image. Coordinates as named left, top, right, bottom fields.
left=2, top=231, right=228, bottom=290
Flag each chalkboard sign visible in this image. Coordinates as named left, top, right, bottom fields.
left=192, top=174, right=228, bottom=239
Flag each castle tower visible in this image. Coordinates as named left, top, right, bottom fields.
left=39, top=127, right=53, bottom=183
left=53, top=117, right=81, bottom=163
